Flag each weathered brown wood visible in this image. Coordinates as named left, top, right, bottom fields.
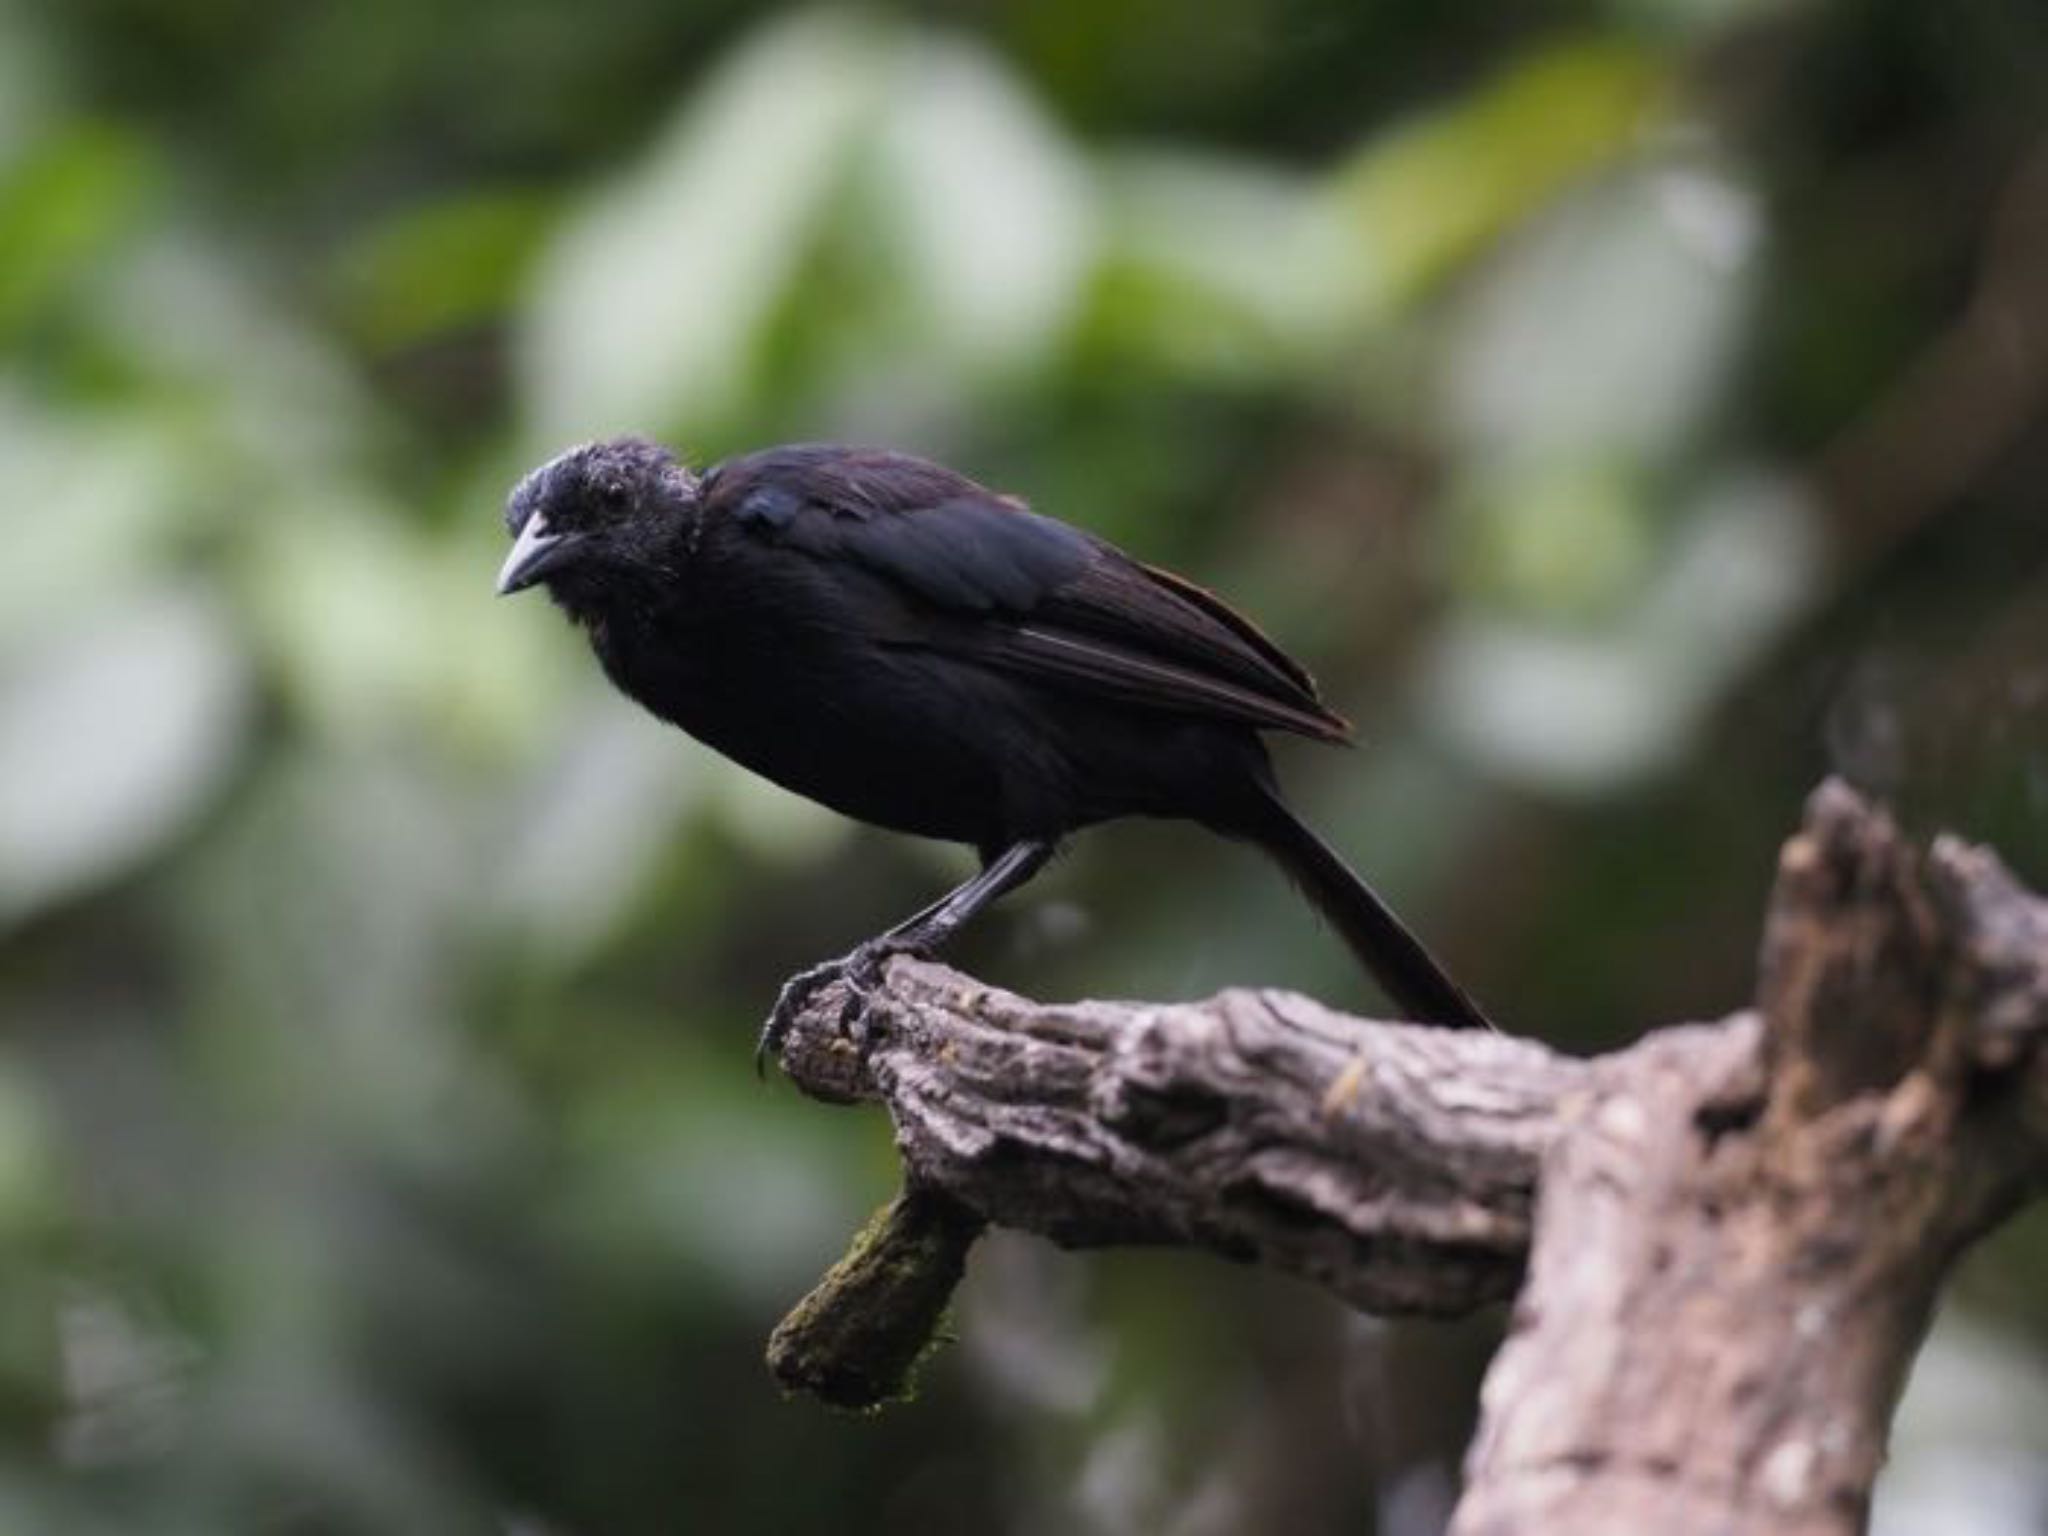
left=1457, top=784, right=2048, bottom=1535
left=768, top=781, right=2048, bottom=1533
left=779, top=966, right=1584, bottom=1314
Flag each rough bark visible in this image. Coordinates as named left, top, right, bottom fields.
left=768, top=781, right=2048, bottom=1530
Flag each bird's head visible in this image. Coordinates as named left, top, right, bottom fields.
left=496, top=437, right=700, bottom=608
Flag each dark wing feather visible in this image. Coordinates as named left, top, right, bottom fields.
left=707, top=443, right=1348, bottom=742
left=1015, top=559, right=1347, bottom=740
left=793, top=494, right=1091, bottom=614
left=716, top=446, right=1091, bottom=613
left=1133, top=563, right=1321, bottom=699
left=975, top=622, right=1349, bottom=741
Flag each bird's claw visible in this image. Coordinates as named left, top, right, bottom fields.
left=754, top=940, right=911, bottom=1078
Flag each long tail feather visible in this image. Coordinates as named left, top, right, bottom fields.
left=1239, top=783, right=1493, bottom=1031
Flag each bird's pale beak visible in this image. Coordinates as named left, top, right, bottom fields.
left=496, top=513, right=581, bottom=595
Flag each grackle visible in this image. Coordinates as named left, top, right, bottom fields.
left=496, top=438, right=1492, bottom=1065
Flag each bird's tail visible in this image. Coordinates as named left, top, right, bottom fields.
left=1233, top=779, right=1494, bottom=1031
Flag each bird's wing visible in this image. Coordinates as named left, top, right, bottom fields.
left=995, top=559, right=1349, bottom=741
left=709, top=444, right=1349, bottom=743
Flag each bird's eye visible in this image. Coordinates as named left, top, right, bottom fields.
left=597, top=481, right=629, bottom=511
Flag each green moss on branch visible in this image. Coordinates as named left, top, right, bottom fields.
left=766, top=1185, right=985, bottom=1411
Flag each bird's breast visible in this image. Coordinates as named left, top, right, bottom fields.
left=588, top=604, right=1038, bottom=846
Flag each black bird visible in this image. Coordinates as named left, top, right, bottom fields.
left=496, top=438, right=1492, bottom=1062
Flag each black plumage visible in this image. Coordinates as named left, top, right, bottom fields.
left=497, top=437, right=1492, bottom=1059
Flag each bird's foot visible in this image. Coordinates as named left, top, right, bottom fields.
left=755, top=938, right=915, bottom=1078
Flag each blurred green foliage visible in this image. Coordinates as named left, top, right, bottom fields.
left=3, top=0, right=2047, bottom=1531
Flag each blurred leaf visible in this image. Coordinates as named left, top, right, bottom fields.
left=517, top=8, right=890, bottom=442
left=239, top=498, right=445, bottom=737
left=0, top=397, right=192, bottom=654
left=336, top=189, right=556, bottom=350
left=490, top=701, right=706, bottom=967
left=238, top=493, right=570, bottom=751
left=0, top=587, right=248, bottom=925
left=1613, top=0, right=1812, bottom=35
left=1089, top=152, right=1344, bottom=378
left=1421, top=471, right=1822, bottom=791
left=1439, top=164, right=1762, bottom=462
left=872, top=34, right=1094, bottom=374
left=573, top=1099, right=872, bottom=1298
left=0, top=125, right=149, bottom=336
left=707, top=765, right=846, bottom=865
left=0, top=1069, right=55, bottom=1238
left=0, top=7, right=57, bottom=166
left=54, top=1289, right=197, bottom=1470
left=1329, top=38, right=1669, bottom=313
left=180, top=749, right=479, bottom=1124
left=94, top=226, right=378, bottom=477
left=1443, top=457, right=1655, bottom=621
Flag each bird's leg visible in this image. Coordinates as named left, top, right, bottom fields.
left=757, top=839, right=1056, bottom=1075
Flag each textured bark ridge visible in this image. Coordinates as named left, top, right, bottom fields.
left=769, top=782, right=2048, bottom=1532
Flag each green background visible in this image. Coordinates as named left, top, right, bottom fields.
left=3, top=0, right=2045, bottom=1530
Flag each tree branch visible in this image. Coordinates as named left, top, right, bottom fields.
left=767, top=781, right=2048, bottom=1531
left=781, top=963, right=1584, bottom=1312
